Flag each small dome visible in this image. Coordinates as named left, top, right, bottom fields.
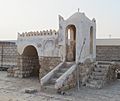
left=67, top=12, right=85, bottom=21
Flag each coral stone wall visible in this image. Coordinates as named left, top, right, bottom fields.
left=8, top=56, right=61, bottom=78
left=0, top=41, right=17, bottom=68
left=79, top=61, right=95, bottom=85
left=96, top=46, right=120, bottom=61
left=39, top=57, right=61, bottom=78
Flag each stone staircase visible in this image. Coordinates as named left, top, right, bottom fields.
left=86, top=61, right=111, bottom=89
left=41, top=62, right=74, bottom=93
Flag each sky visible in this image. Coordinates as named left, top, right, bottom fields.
left=0, top=0, right=120, bottom=40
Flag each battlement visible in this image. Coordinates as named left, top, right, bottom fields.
left=18, top=29, right=58, bottom=38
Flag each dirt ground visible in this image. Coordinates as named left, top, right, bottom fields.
left=0, top=71, right=120, bottom=101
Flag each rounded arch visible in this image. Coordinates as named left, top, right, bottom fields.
left=65, top=24, right=76, bottom=62
left=66, top=24, right=76, bottom=38
left=21, top=45, right=40, bottom=77
left=18, top=43, right=40, bottom=56
left=22, top=45, right=39, bottom=57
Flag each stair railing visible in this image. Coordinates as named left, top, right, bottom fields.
left=41, top=62, right=64, bottom=86
left=55, top=64, right=76, bottom=89
left=55, top=38, right=86, bottom=90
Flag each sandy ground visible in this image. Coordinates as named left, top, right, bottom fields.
left=0, top=71, right=120, bottom=101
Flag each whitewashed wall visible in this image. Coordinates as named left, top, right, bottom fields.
left=17, top=12, right=96, bottom=63
left=17, top=30, right=59, bottom=57
left=58, top=12, right=96, bottom=62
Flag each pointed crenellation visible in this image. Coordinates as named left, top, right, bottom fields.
left=59, top=15, right=64, bottom=21
left=18, top=29, right=58, bottom=38
left=92, top=18, right=96, bottom=23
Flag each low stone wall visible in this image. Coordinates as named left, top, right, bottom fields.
left=96, top=46, right=120, bottom=61
left=7, top=56, right=61, bottom=78
left=106, top=63, right=118, bottom=82
left=7, top=55, right=40, bottom=78
left=60, top=71, right=77, bottom=90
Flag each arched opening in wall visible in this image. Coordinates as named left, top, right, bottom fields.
left=66, top=25, right=76, bottom=62
left=22, top=45, right=40, bottom=77
left=90, top=26, right=93, bottom=55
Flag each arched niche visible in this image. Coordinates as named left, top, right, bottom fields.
left=65, top=24, right=76, bottom=62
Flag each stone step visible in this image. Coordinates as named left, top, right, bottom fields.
left=88, top=79, right=103, bottom=85
left=93, top=67, right=106, bottom=72
left=63, top=62, right=74, bottom=68
left=86, top=83, right=96, bottom=88
left=62, top=64, right=71, bottom=68
left=47, top=63, right=72, bottom=85
left=49, top=77, right=58, bottom=84
left=55, top=72, right=63, bottom=78
left=89, top=75, right=104, bottom=80
left=60, top=67, right=69, bottom=72
left=66, top=61, right=75, bottom=64
left=92, top=71, right=106, bottom=76
left=97, top=65, right=109, bottom=68
left=42, top=62, right=74, bottom=92
left=86, top=82, right=102, bottom=89
left=97, top=61, right=111, bottom=65
left=85, top=61, right=110, bottom=89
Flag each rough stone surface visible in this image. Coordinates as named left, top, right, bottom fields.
left=79, top=61, right=95, bottom=86
left=58, top=69, right=77, bottom=91
left=96, top=46, right=120, bottom=61
left=39, top=57, right=61, bottom=78
left=86, top=61, right=117, bottom=89
left=7, top=56, right=61, bottom=79
left=0, top=41, right=17, bottom=69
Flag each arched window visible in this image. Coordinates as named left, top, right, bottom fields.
left=66, top=25, right=76, bottom=61
left=90, top=26, right=93, bottom=55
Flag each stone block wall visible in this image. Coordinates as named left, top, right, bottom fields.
left=39, top=57, right=61, bottom=78
left=59, top=70, right=77, bottom=91
left=0, top=41, right=17, bottom=68
left=8, top=56, right=61, bottom=78
left=8, top=55, right=40, bottom=78
left=106, top=63, right=118, bottom=82
left=79, top=61, right=95, bottom=86
left=96, top=46, right=120, bottom=61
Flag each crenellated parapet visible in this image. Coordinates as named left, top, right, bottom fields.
left=18, top=29, right=58, bottom=39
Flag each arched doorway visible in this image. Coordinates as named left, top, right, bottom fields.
left=90, top=26, right=93, bottom=55
left=66, top=25, right=76, bottom=62
left=22, top=45, right=40, bottom=77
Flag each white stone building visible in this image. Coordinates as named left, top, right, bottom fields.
left=58, top=12, right=96, bottom=62
left=17, top=12, right=96, bottom=64
left=7, top=11, right=120, bottom=91
left=9, top=11, right=98, bottom=90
